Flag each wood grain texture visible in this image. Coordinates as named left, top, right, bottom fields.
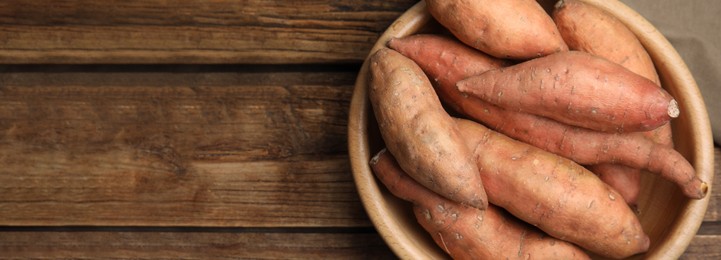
left=0, top=0, right=717, bottom=258
left=682, top=235, right=721, bottom=259
left=0, top=0, right=417, bottom=64
left=0, top=226, right=717, bottom=259
left=0, top=229, right=396, bottom=259
left=0, top=68, right=369, bottom=227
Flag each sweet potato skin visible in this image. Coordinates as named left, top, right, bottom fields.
left=553, top=0, right=674, bottom=205
left=553, top=0, right=659, bottom=85
left=425, top=0, right=567, bottom=60
left=457, top=96, right=705, bottom=199
left=457, top=51, right=677, bottom=133
left=368, top=48, right=487, bottom=210
left=455, top=118, right=649, bottom=259
left=370, top=149, right=590, bottom=260
left=387, top=34, right=508, bottom=113
left=591, top=164, right=642, bottom=206
left=389, top=35, right=706, bottom=199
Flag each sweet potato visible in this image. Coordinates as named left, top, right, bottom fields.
left=369, top=149, right=590, bottom=260
left=387, top=34, right=509, bottom=112
left=389, top=34, right=707, bottom=200
left=553, top=0, right=660, bottom=85
left=552, top=0, right=675, bottom=205
left=368, top=48, right=487, bottom=210
left=590, top=165, right=641, bottom=206
left=591, top=164, right=642, bottom=207
left=474, top=98, right=705, bottom=199
left=455, top=118, right=649, bottom=258
left=425, top=0, right=567, bottom=60
left=457, top=51, right=678, bottom=133
left=590, top=116, right=673, bottom=206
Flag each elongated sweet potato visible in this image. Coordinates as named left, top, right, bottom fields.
left=387, top=34, right=509, bottom=112
left=457, top=51, right=678, bottom=133
left=370, top=149, right=590, bottom=260
left=425, top=0, right=567, bottom=60
left=553, top=0, right=659, bottom=84
left=389, top=34, right=707, bottom=200
left=553, top=0, right=675, bottom=205
left=459, top=92, right=705, bottom=199
left=455, top=118, right=649, bottom=258
left=368, top=48, right=487, bottom=210
left=471, top=98, right=705, bottom=199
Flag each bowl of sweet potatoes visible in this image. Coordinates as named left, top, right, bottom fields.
left=348, top=0, right=714, bottom=259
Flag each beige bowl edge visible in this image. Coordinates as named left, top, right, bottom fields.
left=348, top=0, right=714, bottom=259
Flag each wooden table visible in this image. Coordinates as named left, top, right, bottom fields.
left=0, top=1, right=717, bottom=259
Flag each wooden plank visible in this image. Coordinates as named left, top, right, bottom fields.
left=0, top=0, right=418, bottom=64
left=0, top=229, right=396, bottom=259
left=682, top=234, right=721, bottom=259
left=0, top=68, right=371, bottom=227
left=0, top=227, right=716, bottom=259
left=0, top=67, right=717, bottom=227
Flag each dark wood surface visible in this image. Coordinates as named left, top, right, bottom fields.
left=0, top=0, right=717, bottom=259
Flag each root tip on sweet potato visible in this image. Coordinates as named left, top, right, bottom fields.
left=385, top=37, right=398, bottom=48
left=555, top=0, right=566, bottom=10
left=369, top=148, right=387, bottom=166
left=685, top=180, right=708, bottom=200
left=668, top=99, right=680, bottom=118
left=700, top=181, right=709, bottom=198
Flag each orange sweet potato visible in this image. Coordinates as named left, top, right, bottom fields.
left=457, top=51, right=678, bottom=133
left=591, top=164, right=642, bottom=207
left=368, top=48, right=487, bottom=210
left=553, top=0, right=659, bottom=84
left=386, top=34, right=509, bottom=112
left=455, top=118, right=649, bottom=258
left=389, top=34, right=707, bottom=200
left=425, top=0, right=567, bottom=60
left=370, top=149, right=590, bottom=260
left=553, top=0, right=674, bottom=205
left=464, top=98, right=705, bottom=199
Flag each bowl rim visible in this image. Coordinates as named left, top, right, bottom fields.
left=347, top=2, right=435, bottom=259
left=348, top=0, right=714, bottom=259
left=587, top=0, right=714, bottom=258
